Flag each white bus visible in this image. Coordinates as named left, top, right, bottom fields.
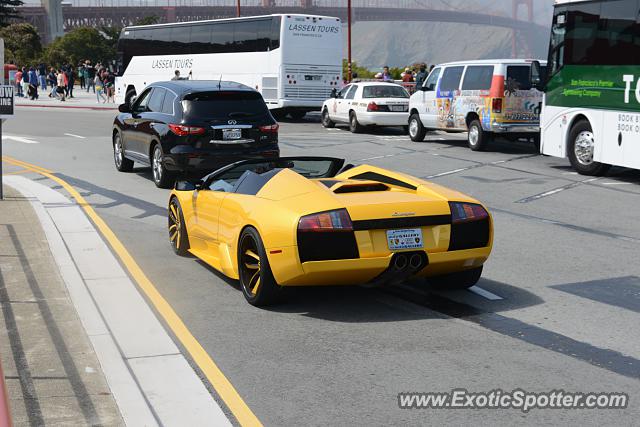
left=532, top=0, right=640, bottom=175
left=115, top=14, right=343, bottom=119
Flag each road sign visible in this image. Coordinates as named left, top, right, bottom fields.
left=0, top=85, right=14, bottom=119
left=1, top=38, right=7, bottom=200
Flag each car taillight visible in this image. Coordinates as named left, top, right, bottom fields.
left=298, top=209, right=353, bottom=232
left=168, top=124, right=205, bottom=136
left=492, top=98, right=503, bottom=113
left=259, top=124, right=279, bottom=133
left=367, top=102, right=379, bottom=112
left=449, top=202, right=489, bottom=224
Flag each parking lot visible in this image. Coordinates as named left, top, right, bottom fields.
left=2, top=107, right=640, bottom=425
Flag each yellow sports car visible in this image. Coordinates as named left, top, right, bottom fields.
left=168, top=157, right=492, bottom=306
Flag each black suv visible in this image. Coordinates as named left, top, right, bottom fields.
left=113, top=81, right=280, bottom=188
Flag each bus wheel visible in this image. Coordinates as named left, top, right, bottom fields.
left=271, top=109, right=286, bottom=121
left=568, top=120, right=610, bottom=176
left=467, top=119, right=490, bottom=151
left=289, top=110, right=306, bottom=120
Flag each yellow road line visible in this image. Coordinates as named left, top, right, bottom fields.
left=3, top=168, right=32, bottom=176
left=2, top=155, right=262, bottom=427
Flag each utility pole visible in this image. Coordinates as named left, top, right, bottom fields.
left=237, top=0, right=241, bottom=17
left=347, top=0, right=352, bottom=82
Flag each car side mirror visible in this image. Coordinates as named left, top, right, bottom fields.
left=175, top=180, right=198, bottom=191
left=420, top=84, right=429, bottom=91
left=530, top=60, right=545, bottom=90
left=118, top=102, right=131, bottom=113
left=330, top=88, right=338, bottom=98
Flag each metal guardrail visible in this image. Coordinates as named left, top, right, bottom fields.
left=0, top=358, right=12, bottom=427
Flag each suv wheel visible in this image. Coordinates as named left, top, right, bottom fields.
left=113, top=132, right=133, bottom=172
left=567, top=119, right=610, bottom=176
left=408, top=113, right=426, bottom=142
left=467, top=119, right=490, bottom=151
left=151, top=144, right=175, bottom=188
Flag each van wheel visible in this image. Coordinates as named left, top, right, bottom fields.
left=408, top=113, right=426, bottom=142
left=349, top=112, right=364, bottom=133
left=567, top=120, right=610, bottom=176
left=467, top=119, right=490, bottom=151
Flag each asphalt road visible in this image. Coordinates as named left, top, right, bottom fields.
left=3, top=107, right=640, bottom=426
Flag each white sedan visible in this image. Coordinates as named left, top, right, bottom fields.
left=321, top=81, right=410, bottom=133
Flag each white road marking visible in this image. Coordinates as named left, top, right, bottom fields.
left=601, top=182, right=632, bottom=185
left=64, top=133, right=86, bottom=139
left=516, top=177, right=600, bottom=203
left=2, top=135, right=39, bottom=144
left=357, top=154, right=398, bottom=161
left=468, top=286, right=504, bottom=300
left=424, top=167, right=469, bottom=179
left=562, top=171, right=578, bottom=175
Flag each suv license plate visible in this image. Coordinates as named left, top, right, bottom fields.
left=387, top=228, right=423, bottom=250
left=223, top=129, right=242, bottom=140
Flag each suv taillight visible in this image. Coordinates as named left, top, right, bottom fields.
left=492, top=98, right=503, bottom=113
left=259, top=124, right=279, bottom=133
left=298, top=209, right=353, bottom=232
left=168, top=124, right=205, bottom=136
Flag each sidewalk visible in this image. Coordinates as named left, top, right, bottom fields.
left=15, top=86, right=118, bottom=111
left=0, top=185, right=123, bottom=425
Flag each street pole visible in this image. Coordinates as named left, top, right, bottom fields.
left=347, top=0, right=352, bottom=82
left=1, top=38, right=4, bottom=201
left=237, top=0, right=241, bottom=17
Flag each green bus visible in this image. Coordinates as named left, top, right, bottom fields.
left=532, top=0, right=640, bottom=175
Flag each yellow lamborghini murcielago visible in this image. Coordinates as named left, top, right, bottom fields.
left=168, top=157, right=493, bottom=306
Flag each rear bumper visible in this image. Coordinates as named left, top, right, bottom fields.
left=163, top=144, right=280, bottom=173
left=271, top=246, right=491, bottom=286
left=489, top=122, right=539, bottom=133
left=357, top=111, right=409, bottom=126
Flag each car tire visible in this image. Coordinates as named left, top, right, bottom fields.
left=349, top=111, right=364, bottom=133
left=567, top=119, right=610, bottom=176
left=271, top=109, right=286, bottom=121
left=113, top=131, right=133, bottom=172
left=533, top=134, right=541, bottom=152
left=151, top=144, right=175, bottom=189
left=408, top=113, right=426, bottom=142
left=428, top=266, right=483, bottom=290
left=238, top=227, right=281, bottom=307
left=467, top=119, right=490, bottom=151
left=321, top=108, right=335, bottom=128
left=168, top=197, right=189, bottom=256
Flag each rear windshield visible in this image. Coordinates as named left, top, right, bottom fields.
left=506, top=65, right=546, bottom=91
left=362, top=85, right=409, bottom=99
left=181, top=91, right=269, bottom=119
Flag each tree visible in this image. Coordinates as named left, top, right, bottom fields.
left=0, top=23, right=42, bottom=66
left=43, top=27, right=115, bottom=67
left=0, top=0, right=23, bottom=28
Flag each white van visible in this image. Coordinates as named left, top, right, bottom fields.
left=408, top=59, right=546, bottom=151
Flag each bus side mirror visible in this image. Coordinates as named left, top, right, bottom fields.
left=530, top=60, right=545, bottom=90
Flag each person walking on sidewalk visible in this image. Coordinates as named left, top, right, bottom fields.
left=14, top=68, right=23, bottom=97
left=85, top=61, right=96, bottom=93
left=28, top=67, right=39, bottom=100
left=56, top=69, right=66, bottom=101
left=47, top=68, right=58, bottom=98
left=78, top=63, right=86, bottom=89
left=21, top=67, right=30, bottom=99
left=66, top=66, right=76, bottom=98
left=38, top=63, right=47, bottom=91
left=95, top=74, right=106, bottom=103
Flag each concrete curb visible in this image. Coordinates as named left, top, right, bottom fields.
left=4, top=176, right=231, bottom=427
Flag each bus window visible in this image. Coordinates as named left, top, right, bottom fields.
left=211, top=22, right=234, bottom=53
left=191, top=24, right=213, bottom=54
left=270, top=16, right=281, bottom=50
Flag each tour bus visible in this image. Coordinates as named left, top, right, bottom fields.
left=531, top=0, right=640, bottom=175
left=115, top=14, right=343, bottom=119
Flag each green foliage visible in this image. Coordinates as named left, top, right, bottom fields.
left=43, top=27, right=115, bottom=67
left=342, top=59, right=428, bottom=81
left=0, top=0, right=23, bottom=28
left=0, top=23, right=42, bottom=66
left=135, top=15, right=160, bottom=26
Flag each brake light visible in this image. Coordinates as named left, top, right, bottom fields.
left=367, top=102, right=379, bottom=112
left=492, top=98, right=503, bottom=113
left=168, top=124, right=206, bottom=136
left=298, top=209, right=353, bottom=232
left=259, top=123, right=279, bottom=133
left=449, top=202, right=489, bottom=224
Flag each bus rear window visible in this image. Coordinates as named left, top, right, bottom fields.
left=181, top=91, right=269, bottom=119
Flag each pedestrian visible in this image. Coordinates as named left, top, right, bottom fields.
left=28, top=67, right=39, bottom=100
left=66, top=66, right=75, bottom=98
left=47, top=67, right=58, bottom=98
left=38, top=63, right=47, bottom=91
left=105, top=71, right=115, bottom=103
left=21, top=67, right=30, bottom=98
left=14, top=68, right=23, bottom=97
left=414, top=63, right=428, bottom=89
left=402, top=69, right=414, bottom=82
left=78, top=63, right=86, bottom=89
left=95, top=74, right=106, bottom=103
left=85, top=61, right=96, bottom=93
left=56, top=69, right=66, bottom=101
left=382, top=66, right=393, bottom=81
